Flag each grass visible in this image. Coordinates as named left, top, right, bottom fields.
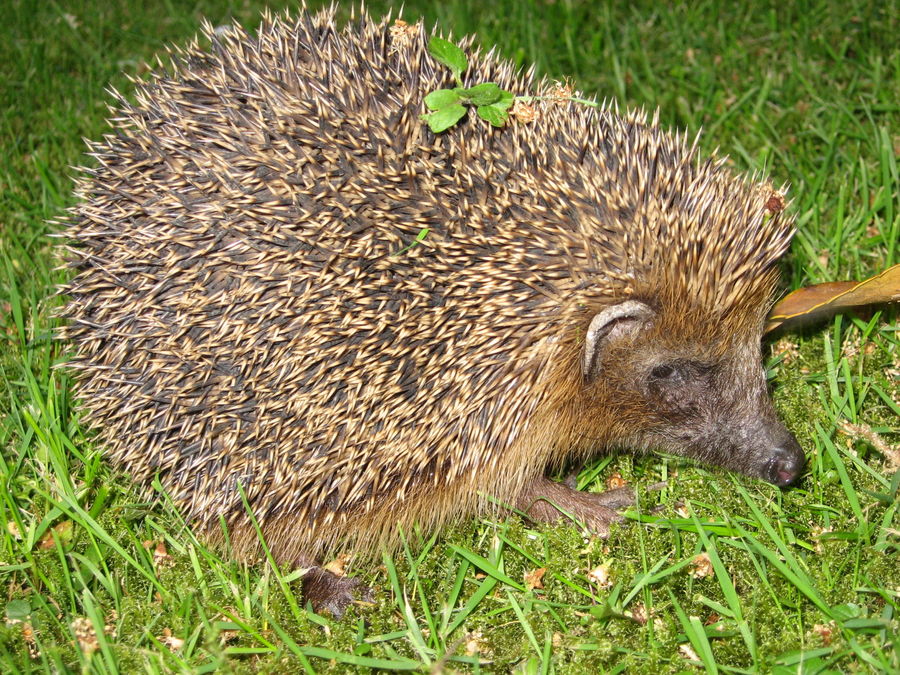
left=1, top=0, right=897, bottom=671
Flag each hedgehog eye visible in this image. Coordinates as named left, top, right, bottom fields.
left=649, top=361, right=714, bottom=385
left=650, top=364, right=675, bottom=380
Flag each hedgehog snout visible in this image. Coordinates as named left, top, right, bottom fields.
left=762, top=434, right=805, bottom=487
left=727, top=407, right=806, bottom=487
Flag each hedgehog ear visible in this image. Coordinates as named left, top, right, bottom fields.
left=582, top=300, right=654, bottom=381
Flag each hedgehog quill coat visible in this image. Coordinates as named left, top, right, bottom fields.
left=59, top=7, right=803, bottom=565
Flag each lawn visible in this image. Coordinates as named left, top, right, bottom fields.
left=1, top=0, right=897, bottom=672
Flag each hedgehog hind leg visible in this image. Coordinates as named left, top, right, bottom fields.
left=302, top=568, right=374, bottom=618
left=515, top=476, right=635, bottom=536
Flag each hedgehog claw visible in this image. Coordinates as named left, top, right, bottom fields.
left=516, top=476, right=636, bottom=536
left=302, top=568, right=373, bottom=618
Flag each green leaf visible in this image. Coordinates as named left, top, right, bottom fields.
left=472, top=90, right=516, bottom=127
left=496, top=89, right=515, bottom=109
left=424, top=89, right=461, bottom=110
left=476, top=90, right=515, bottom=127
left=830, top=603, right=862, bottom=622
left=459, top=82, right=502, bottom=105
left=422, top=103, right=467, bottom=133
left=428, top=37, right=467, bottom=80
left=5, top=599, right=31, bottom=621
left=476, top=104, right=508, bottom=127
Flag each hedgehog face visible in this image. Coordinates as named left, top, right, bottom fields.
left=635, top=347, right=805, bottom=486
left=581, top=300, right=805, bottom=486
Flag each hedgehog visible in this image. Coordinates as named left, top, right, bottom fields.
left=58, top=6, right=804, bottom=614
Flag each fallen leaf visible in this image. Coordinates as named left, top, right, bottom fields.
left=159, top=627, right=184, bottom=651
left=38, top=521, right=73, bottom=550
left=323, top=553, right=351, bottom=577
left=7, top=522, right=22, bottom=540
left=766, top=264, right=900, bottom=333
left=588, top=563, right=612, bottom=589
left=524, top=567, right=547, bottom=590
left=689, top=552, right=713, bottom=579
left=627, top=603, right=649, bottom=625
left=772, top=337, right=800, bottom=364
left=606, top=472, right=628, bottom=489
left=510, top=99, right=538, bottom=123
left=464, top=631, right=486, bottom=656
left=22, top=621, right=39, bottom=659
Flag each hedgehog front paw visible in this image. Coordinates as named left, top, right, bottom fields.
left=515, top=476, right=636, bottom=536
left=302, top=567, right=374, bottom=618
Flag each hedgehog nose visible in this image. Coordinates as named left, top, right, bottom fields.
left=765, top=436, right=805, bottom=486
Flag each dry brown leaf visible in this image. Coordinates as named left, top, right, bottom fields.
left=104, top=610, right=118, bottom=639
left=464, top=631, right=486, bottom=656
left=689, top=552, right=713, bottom=579
left=220, top=629, right=239, bottom=644
left=510, top=100, right=538, bottom=123
left=606, top=472, right=628, bottom=489
left=38, top=521, right=73, bottom=550
left=627, top=603, right=649, bottom=625
left=159, top=627, right=185, bottom=651
left=766, top=264, right=900, bottom=333
left=588, top=563, right=612, bottom=589
left=548, top=79, right=574, bottom=100
left=772, top=337, right=800, bottom=364
left=388, top=19, right=417, bottom=49
left=322, top=553, right=351, bottom=577
left=524, top=567, right=547, bottom=590
left=153, top=541, right=174, bottom=570
left=705, top=612, right=724, bottom=628
left=7, top=521, right=22, bottom=540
